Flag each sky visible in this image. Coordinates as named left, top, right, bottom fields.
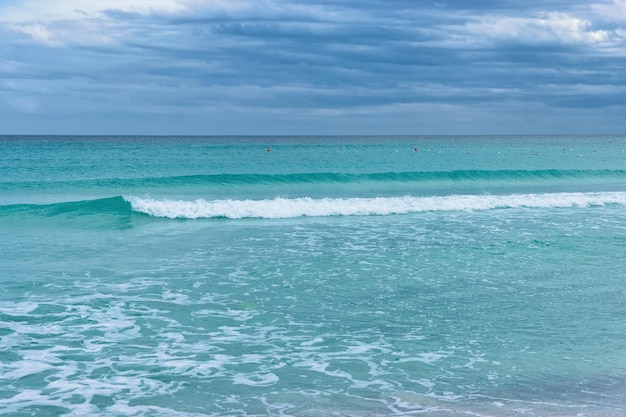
left=1, top=0, right=626, bottom=135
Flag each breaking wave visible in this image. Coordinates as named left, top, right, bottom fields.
left=3, top=192, right=626, bottom=220
left=125, top=192, right=626, bottom=219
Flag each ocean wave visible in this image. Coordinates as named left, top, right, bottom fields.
left=164, top=169, right=626, bottom=185
left=3, top=192, right=625, bottom=220
left=125, top=192, right=626, bottom=219
left=0, top=196, right=132, bottom=218
left=3, top=169, right=626, bottom=188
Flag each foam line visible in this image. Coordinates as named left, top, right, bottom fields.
left=124, top=192, right=626, bottom=219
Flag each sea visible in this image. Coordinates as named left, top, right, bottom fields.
left=1, top=135, right=626, bottom=417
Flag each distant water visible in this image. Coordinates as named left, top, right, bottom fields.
left=1, top=135, right=626, bottom=416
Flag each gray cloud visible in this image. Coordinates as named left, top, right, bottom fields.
left=1, top=0, right=625, bottom=134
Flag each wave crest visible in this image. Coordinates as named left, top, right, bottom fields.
left=125, top=192, right=626, bottom=219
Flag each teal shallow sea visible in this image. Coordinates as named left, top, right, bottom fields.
left=1, top=135, right=626, bottom=416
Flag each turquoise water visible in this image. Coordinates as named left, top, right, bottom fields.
left=1, top=135, right=626, bottom=416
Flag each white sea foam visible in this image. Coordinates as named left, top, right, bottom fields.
left=232, top=372, right=279, bottom=386
left=0, top=301, right=40, bottom=314
left=124, top=192, right=626, bottom=219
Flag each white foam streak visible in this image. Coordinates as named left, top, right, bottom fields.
left=125, top=192, right=626, bottom=219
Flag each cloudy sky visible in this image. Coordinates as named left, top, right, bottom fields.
left=1, top=0, right=626, bottom=135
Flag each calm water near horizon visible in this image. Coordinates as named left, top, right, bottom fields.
left=1, top=135, right=626, bottom=416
